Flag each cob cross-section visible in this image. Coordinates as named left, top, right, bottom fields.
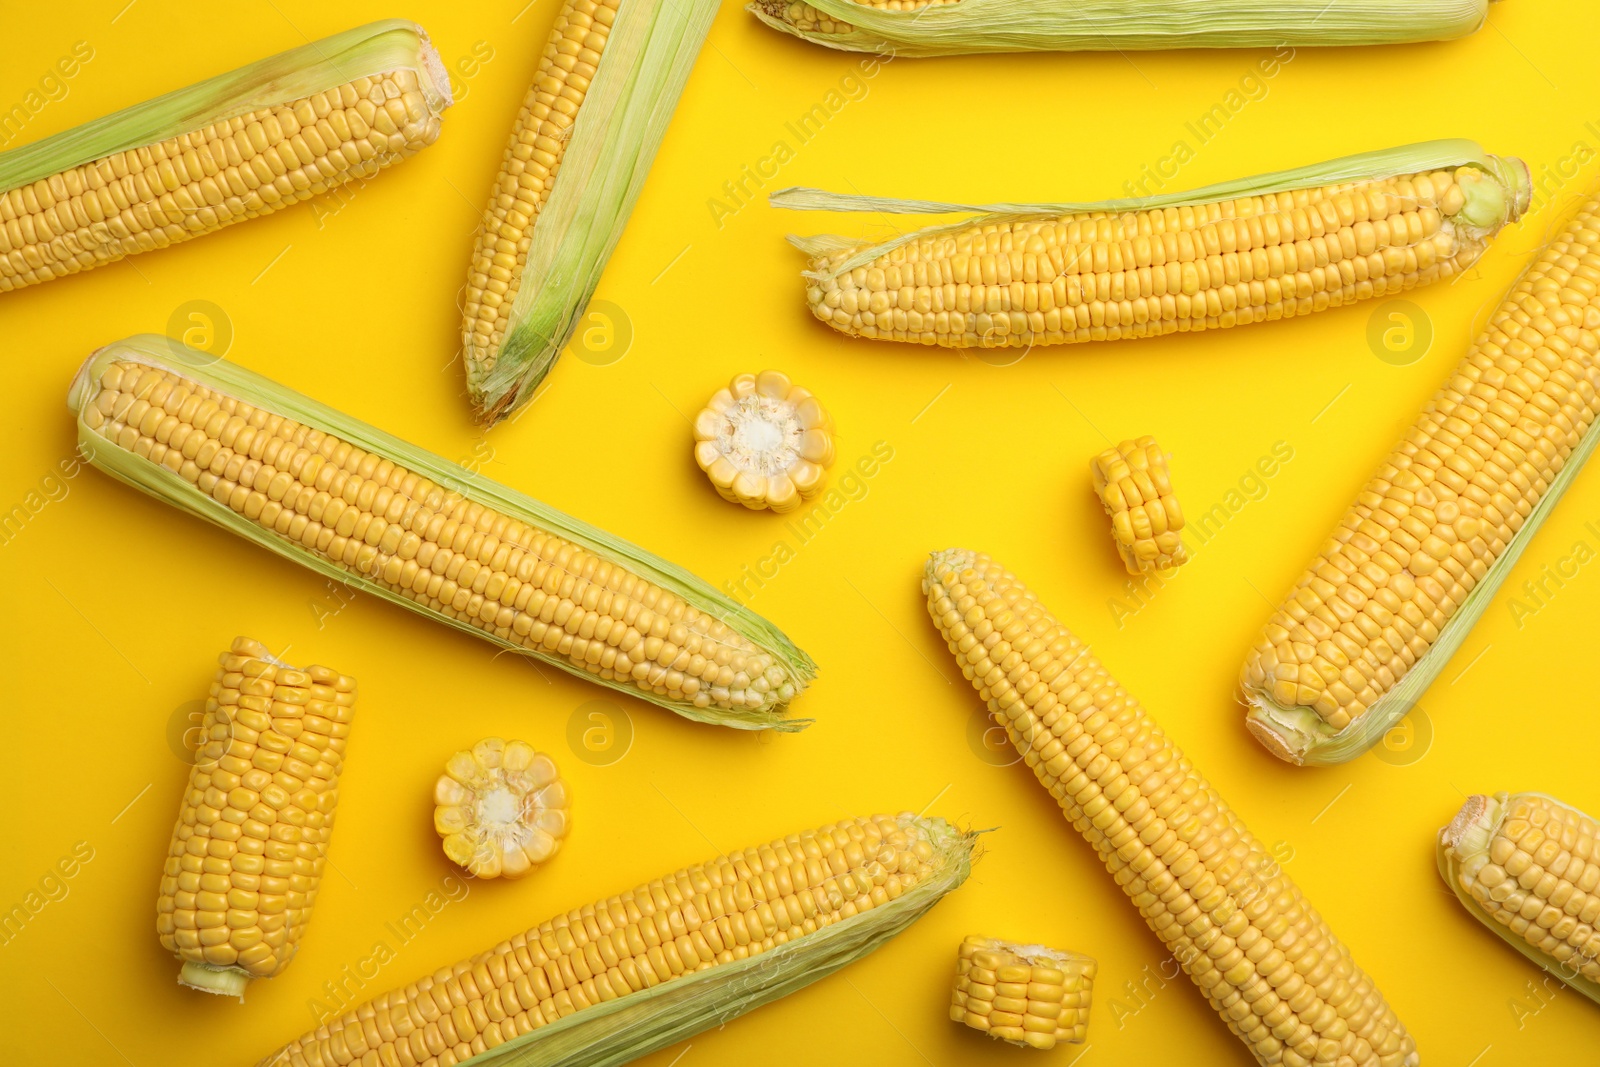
left=1240, top=176, right=1600, bottom=765
left=924, top=549, right=1417, bottom=1067
left=1439, top=791, right=1600, bottom=1005
left=461, top=0, right=719, bottom=424
left=258, top=813, right=974, bottom=1067
left=776, top=141, right=1528, bottom=351
left=68, top=336, right=815, bottom=731
left=0, top=20, right=449, bottom=293
left=157, top=637, right=356, bottom=999
left=749, top=0, right=1491, bottom=55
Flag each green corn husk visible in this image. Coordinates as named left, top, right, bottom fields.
left=1438, top=792, right=1600, bottom=1005
left=1240, top=185, right=1600, bottom=766
left=466, top=0, right=718, bottom=425
left=747, top=0, right=1491, bottom=55
left=68, top=336, right=816, bottom=731
left=778, top=139, right=1529, bottom=280
left=0, top=20, right=450, bottom=292
left=258, top=814, right=975, bottom=1067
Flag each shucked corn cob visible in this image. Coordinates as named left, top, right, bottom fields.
left=1439, top=792, right=1600, bottom=1005
left=1240, top=176, right=1600, bottom=765
left=157, top=638, right=356, bottom=999
left=258, top=814, right=974, bottom=1066
left=0, top=21, right=449, bottom=293
left=777, top=141, right=1528, bottom=351
left=749, top=0, right=1490, bottom=54
left=693, top=370, right=836, bottom=513
left=68, top=337, right=815, bottom=731
left=924, top=550, right=1417, bottom=1067
left=950, top=936, right=1096, bottom=1050
left=1091, top=436, right=1187, bottom=574
left=461, top=0, right=719, bottom=424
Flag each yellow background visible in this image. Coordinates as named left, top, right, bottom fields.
left=2, top=1, right=1598, bottom=1063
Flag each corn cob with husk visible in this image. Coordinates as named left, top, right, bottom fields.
left=0, top=20, right=449, bottom=293
left=257, top=813, right=974, bottom=1067
left=776, top=141, right=1528, bottom=351
left=462, top=0, right=718, bottom=425
left=748, top=0, right=1490, bottom=55
left=924, top=549, right=1417, bottom=1067
left=1240, top=178, right=1600, bottom=766
left=1439, top=791, right=1600, bottom=1005
left=68, top=336, right=815, bottom=731
left=158, top=638, right=356, bottom=999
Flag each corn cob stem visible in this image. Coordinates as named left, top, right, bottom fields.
left=258, top=814, right=974, bottom=1067
left=1439, top=792, right=1600, bottom=1005
left=779, top=142, right=1528, bottom=351
left=157, top=638, right=356, bottom=998
left=68, top=336, right=815, bottom=730
left=0, top=20, right=449, bottom=293
left=924, top=549, right=1416, bottom=1067
left=462, top=0, right=719, bottom=424
left=748, top=0, right=1491, bottom=55
left=1240, top=179, right=1600, bottom=765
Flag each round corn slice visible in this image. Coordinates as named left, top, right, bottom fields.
left=693, top=370, right=835, bottom=513
left=433, top=738, right=569, bottom=879
left=949, top=935, right=1096, bottom=1050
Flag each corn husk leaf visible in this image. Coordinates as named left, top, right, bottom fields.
left=776, top=140, right=1530, bottom=282
left=469, top=0, right=718, bottom=425
left=69, top=336, right=816, bottom=731
left=0, top=19, right=450, bottom=194
left=747, top=0, right=1489, bottom=56
left=454, top=815, right=975, bottom=1067
left=1438, top=792, right=1600, bottom=1006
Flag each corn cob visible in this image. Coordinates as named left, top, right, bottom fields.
left=950, top=936, right=1095, bottom=1050
left=462, top=0, right=718, bottom=424
left=157, top=637, right=355, bottom=999
left=693, top=370, right=836, bottom=513
left=1240, top=179, right=1600, bottom=766
left=0, top=21, right=449, bottom=294
left=1440, top=792, right=1600, bottom=1005
left=68, top=336, right=815, bottom=731
left=434, top=737, right=570, bottom=880
left=748, top=0, right=1489, bottom=54
left=924, top=549, right=1417, bottom=1067
left=258, top=813, right=974, bottom=1067
left=776, top=141, right=1528, bottom=351
left=1091, top=436, right=1187, bottom=574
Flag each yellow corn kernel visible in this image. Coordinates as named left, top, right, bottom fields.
left=1241, top=184, right=1600, bottom=765
left=435, top=737, right=569, bottom=879
left=156, top=637, right=355, bottom=998
left=1440, top=792, right=1600, bottom=1004
left=1091, top=436, right=1186, bottom=574
left=258, top=814, right=975, bottom=1066
left=924, top=549, right=1418, bottom=1067
left=693, top=370, right=835, bottom=513
left=950, top=936, right=1095, bottom=1049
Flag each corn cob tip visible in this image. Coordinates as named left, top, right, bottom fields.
left=1241, top=699, right=1316, bottom=766
left=410, top=25, right=454, bottom=109
left=1440, top=793, right=1499, bottom=857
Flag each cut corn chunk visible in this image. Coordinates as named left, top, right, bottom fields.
left=462, top=0, right=719, bottom=424
left=68, top=336, right=815, bottom=731
left=1241, top=180, right=1600, bottom=765
left=257, top=813, right=974, bottom=1066
left=924, top=549, right=1417, bottom=1067
left=693, top=370, right=835, bottom=513
left=156, top=637, right=355, bottom=999
left=776, top=141, right=1528, bottom=350
left=1439, top=792, right=1600, bottom=1005
left=950, top=935, right=1095, bottom=1050
left=0, top=20, right=449, bottom=293
left=1091, top=436, right=1186, bottom=574
left=435, top=737, right=570, bottom=880
left=748, top=0, right=1489, bottom=54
